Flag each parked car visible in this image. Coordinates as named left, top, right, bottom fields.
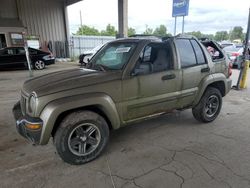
left=0, top=47, right=55, bottom=70
left=79, top=44, right=104, bottom=66
left=223, top=45, right=244, bottom=69
left=219, top=41, right=234, bottom=49
left=13, top=35, right=232, bottom=165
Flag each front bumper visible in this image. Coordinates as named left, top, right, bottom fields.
left=44, top=59, right=55, bottom=65
left=226, top=78, right=232, bottom=94
left=12, top=101, right=43, bottom=145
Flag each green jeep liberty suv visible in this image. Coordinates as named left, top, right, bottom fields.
left=13, top=35, right=232, bottom=165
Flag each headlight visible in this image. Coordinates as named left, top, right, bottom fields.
left=43, top=55, right=54, bottom=60
left=28, top=93, right=37, bottom=113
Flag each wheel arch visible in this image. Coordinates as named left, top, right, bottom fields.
left=51, top=105, right=113, bottom=138
left=194, top=73, right=227, bottom=106
left=39, top=93, right=120, bottom=145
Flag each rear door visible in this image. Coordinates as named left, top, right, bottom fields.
left=0, top=48, right=17, bottom=69
left=15, top=47, right=28, bottom=68
left=175, top=39, right=210, bottom=108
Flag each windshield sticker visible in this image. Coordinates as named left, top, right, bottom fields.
left=115, top=47, right=131, bottom=53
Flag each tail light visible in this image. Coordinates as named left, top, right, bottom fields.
left=232, top=52, right=240, bottom=56
left=228, top=62, right=233, bottom=77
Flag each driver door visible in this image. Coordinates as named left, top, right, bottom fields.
left=121, top=42, right=182, bottom=122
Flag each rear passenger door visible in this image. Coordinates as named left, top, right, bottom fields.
left=0, top=48, right=17, bottom=69
left=175, top=39, right=210, bottom=108
left=15, top=47, right=28, bottom=68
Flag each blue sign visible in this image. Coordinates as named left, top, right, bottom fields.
left=172, top=0, right=189, bottom=17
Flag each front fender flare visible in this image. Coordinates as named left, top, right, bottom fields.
left=39, top=93, right=120, bottom=145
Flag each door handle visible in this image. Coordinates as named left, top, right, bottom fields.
left=162, top=74, right=176, bottom=80
left=201, top=67, right=210, bottom=73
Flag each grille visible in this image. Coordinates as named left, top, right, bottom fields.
left=20, top=95, right=27, bottom=115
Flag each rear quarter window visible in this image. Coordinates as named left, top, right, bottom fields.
left=190, top=40, right=206, bottom=64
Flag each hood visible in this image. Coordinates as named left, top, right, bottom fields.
left=22, top=68, right=121, bottom=97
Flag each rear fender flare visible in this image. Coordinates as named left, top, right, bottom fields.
left=193, top=73, right=227, bottom=106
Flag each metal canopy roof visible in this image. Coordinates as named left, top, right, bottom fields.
left=64, top=0, right=82, bottom=6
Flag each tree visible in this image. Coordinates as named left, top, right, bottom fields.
left=214, top=31, right=229, bottom=41
left=101, top=24, right=117, bottom=36
left=153, top=25, right=167, bottom=36
left=185, top=31, right=214, bottom=40
left=128, top=27, right=136, bottom=36
left=143, top=25, right=153, bottom=35
left=186, top=31, right=203, bottom=39
left=75, top=25, right=99, bottom=36
left=229, top=26, right=244, bottom=41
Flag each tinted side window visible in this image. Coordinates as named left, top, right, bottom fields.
left=16, top=48, right=25, bottom=55
left=176, top=39, right=196, bottom=67
left=2, top=49, right=14, bottom=55
left=190, top=40, right=206, bottom=64
left=143, top=43, right=173, bottom=72
left=135, top=42, right=174, bottom=75
left=143, top=46, right=152, bottom=62
left=29, top=49, right=37, bottom=55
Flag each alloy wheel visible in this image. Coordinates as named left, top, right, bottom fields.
left=67, top=123, right=101, bottom=156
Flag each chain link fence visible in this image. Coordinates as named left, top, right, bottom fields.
left=69, top=35, right=115, bottom=59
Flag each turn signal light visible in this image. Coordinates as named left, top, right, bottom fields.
left=25, top=124, right=41, bottom=130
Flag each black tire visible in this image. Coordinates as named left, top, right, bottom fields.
left=192, top=87, right=222, bottom=123
left=54, top=110, right=109, bottom=165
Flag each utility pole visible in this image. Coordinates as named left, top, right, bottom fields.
left=23, top=32, right=33, bottom=77
left=80, top=10, right=83, bottom=35
left=174, top=17, right=177, bottom=35
left=233, top=8, right=250, bottom=90
left=182, top=16, right=185, bottom=34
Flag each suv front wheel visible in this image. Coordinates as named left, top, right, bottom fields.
left=192, top=87, right=222, bottom=123
left=54, top=110, right=109, bottom=165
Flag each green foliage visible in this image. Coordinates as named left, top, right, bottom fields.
left=74, top=24, right=245, bottom=43
left=186, top=31, right=203, bottom=38
left=214, top=31, right=229, bottom=41
left=229, top=26, right=244, bottom=41
left=143, top=25, right=153, bottom=35
left=128, top=27, right=136, bottom=36
left=186, top=31, right=214, bottom=40
left=75, top=25, right=100, bottom=36
left=101, top=24, right=117, bottom=36
left=203, top=34, right=214, bottom=40
left=153, top=25, right=167, bottom=36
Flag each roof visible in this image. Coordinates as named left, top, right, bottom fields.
left=0, top=18, right=24, bottom=28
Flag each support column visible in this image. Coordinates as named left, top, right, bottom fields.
left=63, top=4, right=70, bottom=57
left=117, top=0, right=128, bottom=38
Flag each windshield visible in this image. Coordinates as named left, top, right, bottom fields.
left=89, top=42, right=137, bottom=70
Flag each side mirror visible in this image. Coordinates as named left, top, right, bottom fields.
left=132, top=62, right=152, bottom=76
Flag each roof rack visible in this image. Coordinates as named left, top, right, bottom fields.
left=129, top=34, right=163, bottom=41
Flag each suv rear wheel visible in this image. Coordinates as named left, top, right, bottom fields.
left=54, top=110, right=109, bottom=165
left=192, top=87, right=222, bottom=123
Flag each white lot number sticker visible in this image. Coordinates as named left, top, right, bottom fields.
left=115, top=47, right=131, bottom=53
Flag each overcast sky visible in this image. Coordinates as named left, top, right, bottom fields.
left=67, top=0, right=250, bottom=35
